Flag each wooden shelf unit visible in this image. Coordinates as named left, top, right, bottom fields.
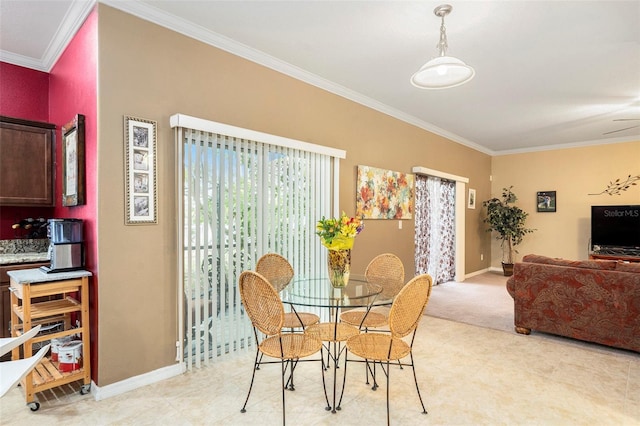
left=8, top=269, right=91, bottom=407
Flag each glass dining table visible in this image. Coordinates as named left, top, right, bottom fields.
left=280, top=277, right=394, bottom=412
left=280, top=277, right=393, bottom=318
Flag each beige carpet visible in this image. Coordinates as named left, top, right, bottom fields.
left=5, top=299, right=638, bottom=424
left=424, top=270, right=515, bottom=333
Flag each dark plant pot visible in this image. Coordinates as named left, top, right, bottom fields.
left=502, top=262, right=514, bottom=277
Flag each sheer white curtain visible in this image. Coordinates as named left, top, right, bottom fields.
left=415, top=175, right=456, bottom=284
left=172, top=114, right=344, bottom=369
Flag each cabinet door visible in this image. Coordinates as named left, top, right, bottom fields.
left=0, top=116, right=56, bottom=206
left=0, top=283, right=9, bottom=340
left=0, top=262, right=48, bottom=339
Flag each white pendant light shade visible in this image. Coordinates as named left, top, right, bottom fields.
left=411, top=56, right=475, bottom=89
left=411, top=4, right=475, bottom=90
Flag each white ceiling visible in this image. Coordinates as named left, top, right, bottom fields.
left=1, top=0, right=639, bottom=155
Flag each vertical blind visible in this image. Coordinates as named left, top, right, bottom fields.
left=172, top=114, right=344, bottom=369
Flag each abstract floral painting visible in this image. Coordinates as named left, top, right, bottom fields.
left=356, top=165, right=414, bottom=219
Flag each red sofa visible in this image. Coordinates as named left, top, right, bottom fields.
left=506, top=254, right=640, bottom=352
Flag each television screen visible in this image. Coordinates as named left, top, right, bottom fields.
left=591, top=205, right=640, bottom=250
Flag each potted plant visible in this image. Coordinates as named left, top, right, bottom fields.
left=482, top=186, right=535, bottom=276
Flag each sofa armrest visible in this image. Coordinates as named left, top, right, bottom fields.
left=506, top=276, right=515, bottom=298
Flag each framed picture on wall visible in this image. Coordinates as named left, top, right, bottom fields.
left=355, top=165, right=414, bottom=219
left=62, top=114, right=86, bottom=206
left=467, top=188, right=476, bottom=209
left=537, top=191, right=556, bottom=212
left=124, top=115, right=157, bottom=224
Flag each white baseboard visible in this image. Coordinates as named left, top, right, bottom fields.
left=91, top=362, right=185, bottom=401
left=464, top=267, right=491, bottom=279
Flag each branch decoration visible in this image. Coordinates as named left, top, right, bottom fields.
left=588, top=174, right=639, bottom=196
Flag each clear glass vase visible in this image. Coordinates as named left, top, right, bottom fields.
left=327, top=249, right=351, bottom=288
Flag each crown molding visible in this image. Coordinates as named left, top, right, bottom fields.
left=493, top=135, right=640, bottom=156
left=0, top=0, right=96, bottom=72
left=0, top=51, right=48, bottom=72
left=4, top=1, right=634, bottom=157
left=100, top=0, right=492, bottom=155
left=41, top=0, right=97, bottom=72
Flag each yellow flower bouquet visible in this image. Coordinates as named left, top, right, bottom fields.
left=316, top=213, right=364, bottom=287
left=316, top=213, right=364, bottom=250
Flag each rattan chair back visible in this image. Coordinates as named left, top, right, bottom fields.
left=388, top=274, right=433, bottom=338
left=238, top=270, right=284, bottom=336
left=365, top=253, right=405, bottom=299
left=256, top=253, right=320, bottom=329
left=256, top=253, right=294, bottom=292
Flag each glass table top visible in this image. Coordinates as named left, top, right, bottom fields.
left=280, top=277, right=393, bottom=309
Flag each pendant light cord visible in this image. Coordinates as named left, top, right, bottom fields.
left=437, top=16, right=448, bottom=57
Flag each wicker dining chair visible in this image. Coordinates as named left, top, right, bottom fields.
left=238, top=270, right=326, bottom=425
left=339, top=253, right=405, bottom=389
left=256, top=253, right=320, bottom=329
left=304, top=321, right=360, bottom=413
left=339, top=253, right=405, bottom=329
left=345, top=274, right=433, bottom=425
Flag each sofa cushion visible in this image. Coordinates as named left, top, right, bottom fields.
left=521, top=254, right=617, bottom=270
left=616, top=261, right=640, bottom=273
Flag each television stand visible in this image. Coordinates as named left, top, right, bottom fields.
left=589, top=253, right=640, bottom=263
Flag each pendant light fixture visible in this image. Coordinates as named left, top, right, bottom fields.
left=411, top=4, right=475, bottom=89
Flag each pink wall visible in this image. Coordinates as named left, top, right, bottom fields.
left=48, top=8, right=99, bottom=381
left=0, top=64, right=54, bottom=238
left=0, top=8, right=100, bottom=380
left=0, top=62, right=49, bottom=121
left=49, top=9, right=98, bottom=272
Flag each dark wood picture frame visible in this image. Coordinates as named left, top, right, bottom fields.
left=537, top=190, right=556, bottom=212
left=62, top=114, right=86, bottom=206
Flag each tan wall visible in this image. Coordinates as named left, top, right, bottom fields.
left=489, top=141, right=640, bottom=267
left=96, top=5, right=491, bottom=384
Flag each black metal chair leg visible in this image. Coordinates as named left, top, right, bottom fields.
left=320, top=347, right=331, bottom=411
left=372, top=360, right=379, bottom=390
left=325, top=344, right=331, bottom=370
left=365, top=358, right=370, bottom=385
left=281, top=358, right=286, bottom=426
left=285, top=359, right=297, bottom=390
left=386, top=360, right=391, bottom=426
left=410, top=352, right=428, bottom=414
left=241, top=348, right=261, bottom=413
left=362, top=327, right=371, bottom=385
left=336, top=347, right=349, bottom=410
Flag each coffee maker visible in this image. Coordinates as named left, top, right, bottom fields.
left=40, top=219, right=84, bottom=273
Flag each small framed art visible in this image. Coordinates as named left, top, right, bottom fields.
left=124, top=115, right=157, bottom=224
left=537, top=191, right=556, bottom=212
left=468, top=188, right=476, bottom=209
left=62, top=114, right=86, bottom=206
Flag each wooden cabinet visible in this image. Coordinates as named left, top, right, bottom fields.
left=0, top=262, right=48, bottom=341
left=9, top=269, right=92, bottom=409
left=0, top=116, right=56, bottom=206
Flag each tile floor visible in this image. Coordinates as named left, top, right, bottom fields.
left=2, top=315, right=639, bottom=425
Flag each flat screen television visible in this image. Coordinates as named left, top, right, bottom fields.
left=591, top=205, right=640, bottom=250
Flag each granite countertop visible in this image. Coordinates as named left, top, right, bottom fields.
left=0, top=252, right=50, bottom=265
left=0, top=239, right=50, bottom=265
left=7, top=268, right=92, bottom=284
